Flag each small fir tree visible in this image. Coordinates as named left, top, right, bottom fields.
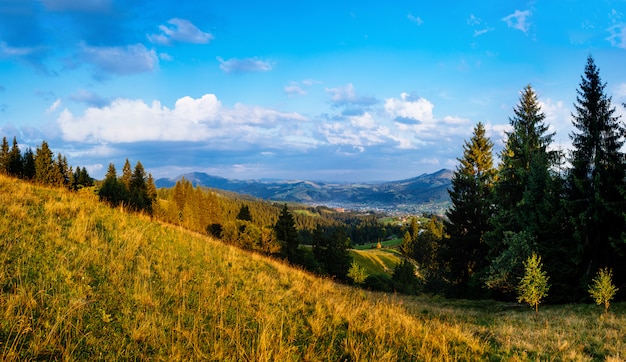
left=517, top=253, right=550, bottom=315
left=588, top=267, right=618, bottom=315
left=348, top=261, right=368, bottom=285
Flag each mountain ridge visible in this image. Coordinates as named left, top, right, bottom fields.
left=156, top=168, right=453, bottom=213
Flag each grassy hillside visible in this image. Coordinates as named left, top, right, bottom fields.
left=349, top=248, right=402, bottom=277
left=1, top=175, right=625, bottom=360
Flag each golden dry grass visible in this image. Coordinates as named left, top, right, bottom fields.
left=1, top=175, right=624, bottom=361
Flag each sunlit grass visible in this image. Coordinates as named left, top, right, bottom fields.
left=350, top=248, right=402, bottom=277
left=1, top=174, right=624, bottom=361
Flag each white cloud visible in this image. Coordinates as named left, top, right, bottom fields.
left=615, top=83, right=626, bottom=100
left=79, top=43, right=158, bottom=76
left=407, top=14, right=423, bottom=26
left=325, top=83, right=377, bottom=107
left=217, top=57, right=273, bottom=73
left=502, top=10, right=531, bottom=34
left=467, top=14, right=481, bottom=26
left=57, top=94, right=313, bottom=149
left=320, top=113, right=392, bottom=148
left=148, top=18, right=214, bottom=45
left=385, top=92, right=434, bottom=123
left=285, top=82, right=307, bottom=96
left=607, top=23, right=626, bottom=49
left=47, top=99, right=62, bottom=113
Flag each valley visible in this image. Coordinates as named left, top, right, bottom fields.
left=156, top=168, right=453, bottom=214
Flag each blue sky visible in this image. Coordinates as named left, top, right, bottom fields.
left=1, top=0, right=625, bottom=182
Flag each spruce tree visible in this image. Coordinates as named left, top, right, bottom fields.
left=275, top=204, right=299, bottom=262
left=0, top=137, right=9, bottom=174
left=22, top=147, right=35, bottom=180
left=120, top=158, right=132, bottom=191
left=99, top=163, right=127, bottom=207
left=130, top=161, right=150, bottom=213
left=34, top=141, right=55, bottom=185
left=7, top=137, right=23, bottom=177
left=444, top=122, right=496, bottom=292
left=236, top=205, right=253, bottom=222
left=485, top=85, right=565, bottom=297
left=568, top=56, right=626, bottom=288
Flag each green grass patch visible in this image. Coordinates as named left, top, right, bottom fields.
left=353, top=238, right=402, bottom=250
left=350, top=248, right=403, bottom=277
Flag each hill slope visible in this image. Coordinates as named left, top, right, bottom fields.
left=156, top=168, right=453, bottom=212
left=0, top=175, right=483, bottom=360
left=2, top=176, right=625, bottom=360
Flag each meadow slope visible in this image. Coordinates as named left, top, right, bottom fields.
left=1, top=175, right=624, bottom=361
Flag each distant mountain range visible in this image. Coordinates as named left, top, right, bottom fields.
left=155, top=169, right=453, bottom=213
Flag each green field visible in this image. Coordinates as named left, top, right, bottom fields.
left=2, top=175, right=625, bottom=360
left=352, top=238, right=402, bottom=250
left=349, top=248, right=403, bottom=277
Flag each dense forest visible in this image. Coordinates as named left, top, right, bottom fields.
left=2, top=55, right=625, bottom=303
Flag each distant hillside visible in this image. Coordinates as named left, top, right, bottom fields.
left=156, top=169, right=453, bottom=213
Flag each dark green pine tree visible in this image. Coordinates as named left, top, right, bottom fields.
left=120, top=158, right=133, bottom=191
left=129, top=161, right=151, bottom=213
left=7, top=137, right=23, bottom=178
left=444, top=122, right=496, bottom=295
left=313, top=227, right=352, bottom=281
left=236, top=205, right=253, bottom=222
left=275, top=204, right=299, bottom=262
left=567, top=55, right=626, bottom=287
left=0, top=137, right=9, bottom=174
left=485, top=85, right=562, bottom=297
left=99, top=163, right=128, bottom=207
left=34, top=141, right=55, bottom=185
left=22, top=147, right=36, bottom=180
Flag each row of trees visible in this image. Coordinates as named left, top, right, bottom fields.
left=0, top=137, right=93, bottom=190
left=98, top=160, right=157, bottom=214
left=429, top=56, right=625, bottom=301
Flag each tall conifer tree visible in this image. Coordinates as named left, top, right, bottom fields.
left=34, top=141, right=55, bottom=185
left=445, top=122, right=496, bottom=293
left=275, top=204, right=299, bottom=262
left=485, top=85, right=563, bottom=296
left=568, top=55, right=626, bottom=286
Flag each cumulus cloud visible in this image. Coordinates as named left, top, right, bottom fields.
left=502, top=10, right=531, bottom=34
left=217, top=57, right=273, bottom=73
left=385, top=92, right=435, bottom=123
left=148, top=18, right=214, bottom=45
left=320, top=112, right=394, bottom=149
left=79, top=43, right=159, bottom=76
left=57, top=93, right=313, bottom=150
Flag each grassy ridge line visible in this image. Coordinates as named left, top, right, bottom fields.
left=0, top=175, right=485, bottom=360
